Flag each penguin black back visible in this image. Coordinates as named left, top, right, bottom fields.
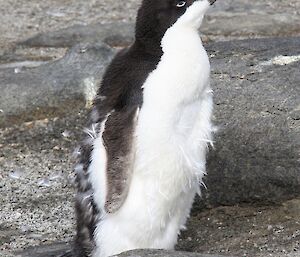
left=92, top=0, right=202, bottom=116
left=73, top=45, right=161, bottom=257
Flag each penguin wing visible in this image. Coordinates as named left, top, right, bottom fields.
left=101, top=105, right=139, bottom=213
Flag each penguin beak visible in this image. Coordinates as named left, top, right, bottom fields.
left=208, top=0, right=217, bottom=5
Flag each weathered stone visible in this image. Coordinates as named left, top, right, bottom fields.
left=200, top=36, right=300, bottom=208
left=0, top=43, right=115, bottom=127
left=16, top=242, right=70, bottom=257
left=203, top=0, right=300, bottom=40
left=178, top=202, right=300, bottom=256
left=19, top=22, right=135, bottom=48
left=282, top=198, right=300, bottom=219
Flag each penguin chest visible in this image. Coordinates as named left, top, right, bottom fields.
left=92, top=29, right=213, bottom=257
left=93, top=93, right=213, bottom=257
left=114, top=32, right=214, bottom=246
left=110, top=92, right=213, bottom=248
left=132, top=90, right=213, bottom=210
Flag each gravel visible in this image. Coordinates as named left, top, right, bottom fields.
left=0, top=0, right=139, bottom=52
left=0, top=114, right=82, bottom=255
left=1, top=0, right=300, bottom=52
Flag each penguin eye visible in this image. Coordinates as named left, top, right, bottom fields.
left=176, top=1, right=186, bottom=8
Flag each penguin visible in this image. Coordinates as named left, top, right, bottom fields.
left=72, top=0, right=216, bottom=256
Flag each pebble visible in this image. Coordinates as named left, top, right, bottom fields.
left=62, top=130, right=71, bottom=138
left=37, top=178, right=51, bottom=187
left=9, top=169, right=24, bottom=180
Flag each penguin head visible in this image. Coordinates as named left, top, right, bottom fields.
left=135, top=0, right=216, bottom=52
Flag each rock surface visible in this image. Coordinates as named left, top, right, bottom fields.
left=0, top=43, right=114, bottom=126
left=202, top=0, right=300, bottom=41
left=19, top=22, right=135, bottom=48
left=16, top=242, right=70, bottom=257
left=0, top=0, right=139, bottom=52
left=202, top=36, right=300, bottom=207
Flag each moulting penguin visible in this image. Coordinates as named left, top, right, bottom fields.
left=72, top=0, right=217, bottom=256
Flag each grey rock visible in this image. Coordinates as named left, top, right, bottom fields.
left=0, top=43, right=115, bottom=127
left=19, top=22, right=135, bottom=48
left=16, top=242, right=70, bottom=257
left=203, top=0, right=300, bottom=40
left=282, top=198, right=300, bottom=219
left=200, top=36, right=300, bottom=208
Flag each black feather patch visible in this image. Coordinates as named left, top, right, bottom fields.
left=102, top=106, right=138, bottom=213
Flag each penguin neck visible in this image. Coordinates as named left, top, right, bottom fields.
left=133, top=37, right=163, bottom=58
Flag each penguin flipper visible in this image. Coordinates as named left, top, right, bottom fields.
left=101, top=105, right=139, bottom=213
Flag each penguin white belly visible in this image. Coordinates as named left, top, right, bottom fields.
left=93, top=97, right=213, bottom=257
left=93, top=37, right=213, bottom=257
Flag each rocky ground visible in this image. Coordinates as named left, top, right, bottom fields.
left=0, top=0, right=300, bottom=257
left=1, top=112, right=299, bottom=257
